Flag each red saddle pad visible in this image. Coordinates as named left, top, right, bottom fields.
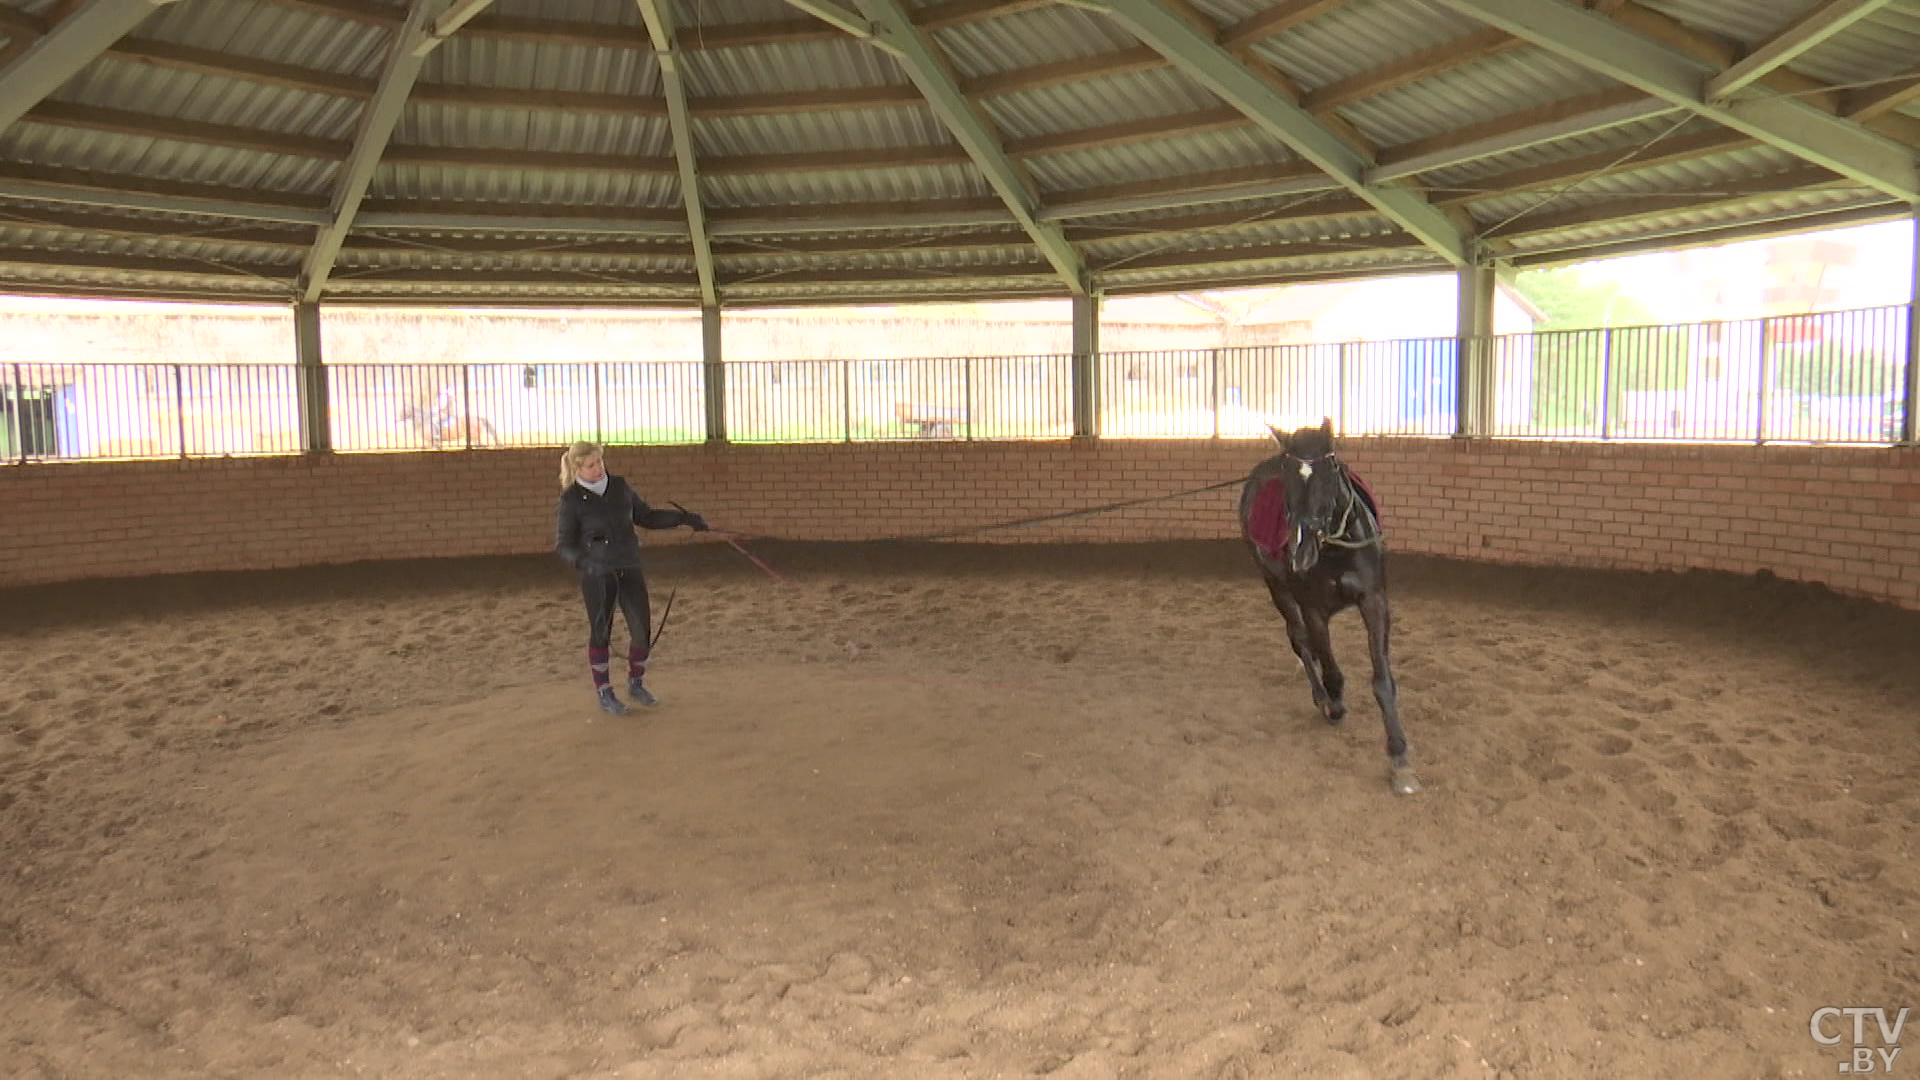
left=1243, top=470, right=1382, bottom=563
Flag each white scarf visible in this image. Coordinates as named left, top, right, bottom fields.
left=578, top=474, right=609, bottom=496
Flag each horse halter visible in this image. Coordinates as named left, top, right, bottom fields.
left=1284, top=450, right=1380, bottom=551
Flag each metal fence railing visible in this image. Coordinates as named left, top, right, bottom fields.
left=2, top=362, right=303, bottom=461
left=325, top=361, right=707, bottom=452
left=724, top=355, right=1074, bottom=442
left=1098, top=339, right=1461, bottom=439
left=3, top=305, right=1911, bottom=463
left=1488, top=305, right=1910, bottom=443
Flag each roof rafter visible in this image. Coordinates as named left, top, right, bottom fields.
left=635, top=0, right=717, bottom=307
left=1502, top=202, right=1904, bottom=267
left=837, top=0, right=1088, bottom=294
left=1370, top=88, right=1677, bottom=182
left=1427, top=0, right=1920, bottom=202
left=1705, top=0, right=1896, bottom=102
left=1433, top=129, right=1757, bottom=208
left=0, top=0, right=178, bottom=133
left=1481, top=165, right=1852, bottom=243
left=297, top=0, right=452, bottom=303
left=1089, top=0, right=1472, bottom=266
left=1844, top=66, right=1920, bottom=122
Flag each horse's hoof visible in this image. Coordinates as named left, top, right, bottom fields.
left=1321, top=701, right=1347, bottom=725
left=1390, top=769, right=1421, bottom=796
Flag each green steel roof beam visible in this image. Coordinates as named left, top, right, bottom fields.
left=1428, top=0, right=1920, bottom=203
left=0, top=0, right=180, bottom=133
left=636, top=0, right=717, bottom=307
left=297, top=0, right=453, bottom=303
left=845, top=0, right=1090, bottom=294
left=1090, top=0, right=1472, bottom=267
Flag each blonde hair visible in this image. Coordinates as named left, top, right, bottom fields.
left=558, top=441, right=606, bottom=491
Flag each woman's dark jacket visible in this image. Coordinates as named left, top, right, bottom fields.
left=555, top=475, right=695, bottom=572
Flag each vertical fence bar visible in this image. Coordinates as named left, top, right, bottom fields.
left=965, top=356, right=974, bottom=440
left=1756, top=319, right=1772, bottom=444
left=1337, top=343, right=1350, bottom=434
left=842, top=360, right=853, bottom=442
left=8, top=363, right=21, bottom=464
left=1210, top=349, right=1221, bottom=438
left=459, top=363, right=473, bottom=450
left=1598, top=327, right=1614, bottom=440
left=171, top=363, right=187, bottom=458
left=593, top=363, right=603, bottom=443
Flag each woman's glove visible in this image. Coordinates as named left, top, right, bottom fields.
left=682, top=512, right=711, bottom=532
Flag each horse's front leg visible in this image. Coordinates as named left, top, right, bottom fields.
left=1263, top=573, right=1335, bottom=718
left=1358, top=590, right=1418, bottom=795
left=1301, top=606, right=1346, bottom=724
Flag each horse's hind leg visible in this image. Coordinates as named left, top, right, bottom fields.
left=1263, top=573, right=1336, bottom=719
left=1359, top=590, right=1419, bottom=796
left=1302, top=607, right=1346, bottom=724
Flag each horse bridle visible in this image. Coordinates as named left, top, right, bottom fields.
left=1284, top=451, right=1381, bottom=551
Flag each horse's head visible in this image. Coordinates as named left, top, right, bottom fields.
left=1267, top=417, right=1349, bottom=574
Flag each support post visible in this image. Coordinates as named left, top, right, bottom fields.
left=1455, top=258, right=1496, bottom=438
left=702, top=304, right=726, bottom=443
left=1072, top=292, right=1100, bottom=439
left=1905, top=206, right=1918, bottom=445
left=293, top=302, right=330, bottom=453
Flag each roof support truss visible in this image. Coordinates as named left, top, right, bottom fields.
left=841, top=0, right=1088, bottom=293
left=297, top=0, right=458, bottom=302
left=1427, top=0, right=1920, bottom=202
left=1089, top=0, right=1471, bottom=267
left=0, top=0, right=178, bottom=132
left=635, top=0, right=717, bottom=307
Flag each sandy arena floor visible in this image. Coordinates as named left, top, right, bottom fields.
left=2, top=540, right=1916, bottom=1080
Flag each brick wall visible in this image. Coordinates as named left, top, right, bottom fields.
left=3, top=440, right=1917, bottom=610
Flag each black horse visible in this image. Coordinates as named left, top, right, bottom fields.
left=1238, top=419, right=1417, bottom=796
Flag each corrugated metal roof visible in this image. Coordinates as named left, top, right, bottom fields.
left=1101, top=248, right=1445, bottom=294
left=718, top=244, right=1047, bottom=278
left=680, top=37, right=904, bottom=96
left=490, top=0, right=639, bottom=24
left=700, top=164, right=995, bottom=210
left=141, top=0, right=395, bottom=78
left=0, top=262, right=294, bottom=300
left=0, top=0, right=1908, bottom=306
left=60, top=56, right=362, bottom=144
left=1338, top=48, right=1623, bottom=148
left=694, top=109, right=953, bottom=158
left=1630, top=0, right=1815, bottom=44
left=1077, top=207, right=1401, bottom=264
left=0, top=122, right=340, bottom=196
left=1784, top=5, right=1920, bottom=89
left=1247, top=0, right=1484, bottom=90
left=980, top=68, right=1236, bottom=143
left=331, top=250, right=693, bottom=276
left=325, top=280, right=696, bottom=302
left=396, top=105, right=670, bottom=161
left=426, top=34, right=660, bottom=96
left=1023, top=127, right=1297, bottom=195
left=1412, top=114, right=1727, bottom=194
left=370, top=163, right=680, bottom=209
left=1464, top=148, right=1850, bottom=227
left=930, top=5, right=1144, bottom=82
left=1496, top=187, right=1897, bottom=253
left=724, top=272, right=1063, bottom=303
